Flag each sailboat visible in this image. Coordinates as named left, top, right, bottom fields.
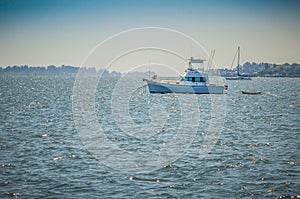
left=225, top=46, right=252, bottom=80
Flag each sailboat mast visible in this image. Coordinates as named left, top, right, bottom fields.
left=237, top=46, right=240, bottom=76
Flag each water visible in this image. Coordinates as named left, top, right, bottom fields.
left=0, top=76, right=299, bottom=198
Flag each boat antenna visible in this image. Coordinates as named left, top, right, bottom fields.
left=212, top=50, right=216, bottom=69
left=148, top=60, right=150, bottom=79
left=190, top=43, right=193, bottom=58
left=230, top=47, right=239, bottom=70
left=207, top=49, right=215, bottom=71
left=207, top=50, right=213, bottom=70
left=189, top=57, right=193, bottom=68
left=237, top=46, right=240, bottom=76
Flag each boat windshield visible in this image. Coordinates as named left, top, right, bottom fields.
left=184, top=77, right=206, bottom=82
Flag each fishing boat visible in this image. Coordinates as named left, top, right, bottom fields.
left=144, top=57, right=227, bottom=94
left=225, top=47, right=252, bottom=80
left=241, top=90, right=261, bottom=95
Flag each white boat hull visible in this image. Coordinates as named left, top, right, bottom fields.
left=147, top=81, right=225, bottom=94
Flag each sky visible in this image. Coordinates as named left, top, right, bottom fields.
left=0, top=0, right=300, bottom=70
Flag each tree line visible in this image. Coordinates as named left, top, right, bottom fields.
left=220, top=62, right=300, bottom=77
left=0, top=65, right=154, bottom=77
left=0, top=65, right=119, bottom=76
left=1, top=62, right=299, bottom=77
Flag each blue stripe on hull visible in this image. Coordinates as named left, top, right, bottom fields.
left=147, top=82, right=224, bottom=94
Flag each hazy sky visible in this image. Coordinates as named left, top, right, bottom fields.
left=0, top=0, right=299, bottom=69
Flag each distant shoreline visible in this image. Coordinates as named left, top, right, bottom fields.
left=0, top=63, right=299, bottom=78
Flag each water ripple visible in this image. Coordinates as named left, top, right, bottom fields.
left=0, top=76, right=299, bottom=198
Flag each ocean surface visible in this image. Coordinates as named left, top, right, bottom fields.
left=0, top=76, right=299, bottom=198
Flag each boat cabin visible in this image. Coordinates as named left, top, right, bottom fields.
left=182, top=68, right=208, bottom=84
